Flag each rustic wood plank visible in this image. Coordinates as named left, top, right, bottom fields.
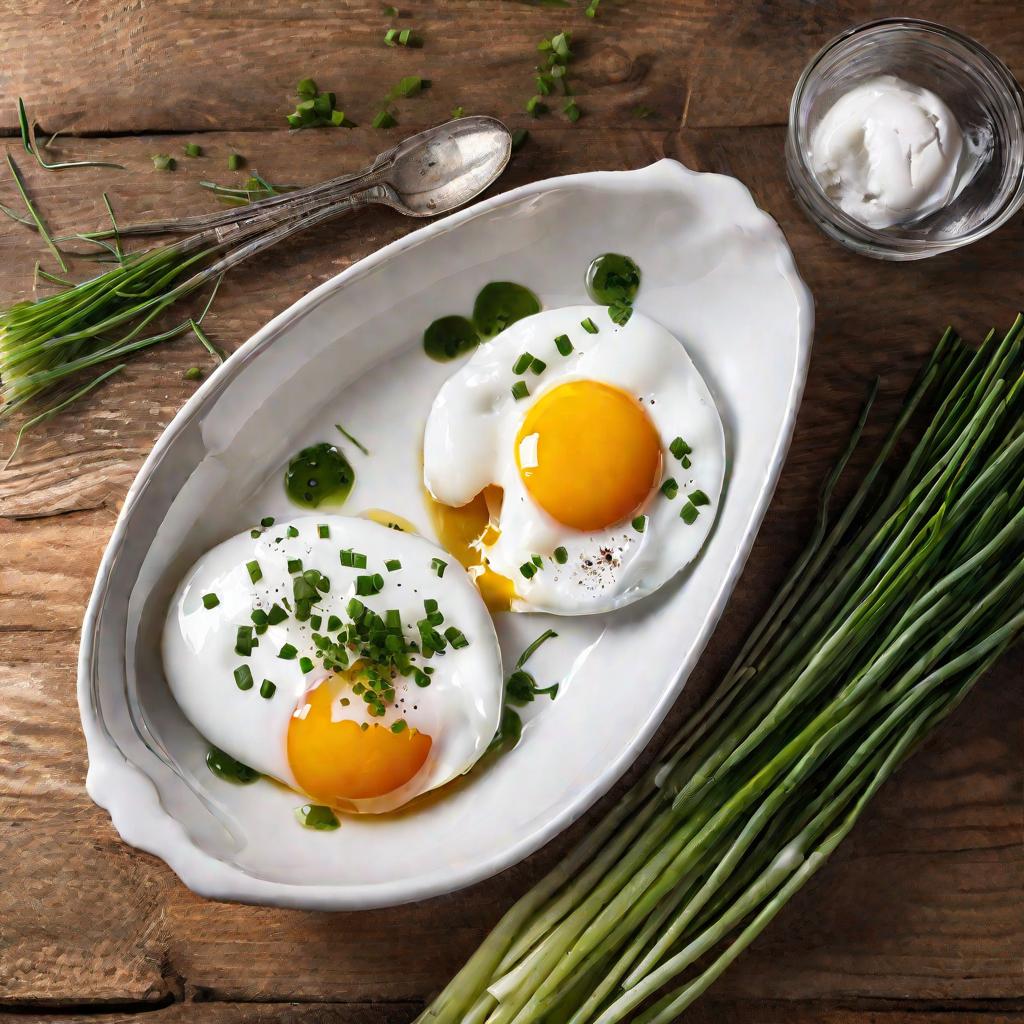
left=3, top=1, right=1022, bottom=135
left=3, top=1002, right=1024, bottom=1023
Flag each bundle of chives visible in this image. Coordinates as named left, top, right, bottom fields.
left=418, top=315, right=1024, bottom=1024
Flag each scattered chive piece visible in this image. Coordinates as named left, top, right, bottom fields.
left=267, top=603, right=288, bottom=625
left=385, top=559, right=402, bottom=572
left=152, top=154, right=175, bottom=171
left=516, top=627, right=558, bottom=668
left=451, top=106, right=465, bottom=119
left=680, top=501, right=699, bottom=525
left=681, top=455, right=692, bottom=469
left=287, top=558, right=303, bottom=574
left=689, top=489, right=710, bottom=506
left=318, top=524, right=330, bottom=539
left=563, top=99, right=581, bottom=123
left=348, top=597, right=365, bottom=619
left=202, top=592, right=220, bottom=609
left=431, top=557, right=447, bottom=577
left=383, top=3, right=399, bottom=14
left=251, top=609, right=268, bottom=626
left=373, top=109, right=398, bottom=129
left=661, top=478, right=679, bottom=499
left=530, top=356, right=547, bottom=374
left=261, top=516, right=275, bottom=527
left=553, top=546, right=568, bottom=564
left=295, top=804, right=340, bottom=830
left=250, top=529, right=261, bottom=539
left=424, top=598, right=438, bottom=614
left=609, top=301, right=633, bottom=326
left=246, top=560, right=262, bottom=583
left=278, top=643, right=298, bottom=660
left=356, top=573, right=384, bottom=596
left=555, top=334, right=574, bottom=355
left=260, top=679, right=277, bottom=699
left=511, top=128, right=529, bottom=152
left=512, top=380, right=530, bottom=401
left=531, top=554, right=544, bottom=567
left=526, top=96, right=548, bottom=117
left=227, top=153, right=243, bottom=171
left=580, top=317, right=598, bottom=334
left=297, top=78, right=318, bottom=99
left=287, top=525, right=300, bottom=538
left=184, top=366, right=203, bottom=381
left=632, top=514, right=647, bottom=532
left=513, top=352, right=534, bottom=374
left=520, top=562, right=537, bottom=579
left=669, top=437, right=692, bottom=459
left=233, top=665, right=254, bottom=690
left=327, top=614, right=342, bottom=631
left=335, top=423, right=369, bottom=455
left=445, top=627, right=469, bottom=649
left=391, top=719, right=409, bottom=734
left=299, top=656, right=314, bottom=674
left=309, top=614, right=322, bottom=630
left=586, top=0, right=600, bottom=16
left=184, top=143, right=202, bottom=158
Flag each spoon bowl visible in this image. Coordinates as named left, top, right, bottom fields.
left=383, top=116, right=513, bottom=216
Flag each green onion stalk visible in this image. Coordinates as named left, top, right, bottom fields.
left=417, top=316, right=1024, bottom=1024
left=0, top=163, right=380, bottom=440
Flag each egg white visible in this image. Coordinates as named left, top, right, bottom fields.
left=423, top=305, right=726, bottom=614
left=162, top=516, right=503, bottom=813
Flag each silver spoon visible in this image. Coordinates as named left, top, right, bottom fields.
left=87, top=116, right=513, bottom=240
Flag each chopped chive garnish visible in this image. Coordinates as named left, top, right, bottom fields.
left=609, top=301, right=633, bottom=326
left=513, top=352, right=534, bottom=375
left=689, top=489, right=710, bottom=507
left=287, top=525, right=299, bottom=538
left=531, top=554, right=543, bottom=567
left=661, top=478, right=679, bottom=499
left=260, top=516, right=274, bottom=528
left=246, top=560, right=262, bottom=583
left=233, top=665, right=254, bottom=690
left=184, top=366, right=203, bottom=381
left=267, top=603, right=288, bottom=625
left=356, top=573, right=384, bottom=596
left=526, top=95, right=548, bottom=117
left=553, top=546, right=568, bottom=564
left=327, top=614, right=342, bottom=631
left=580, top=318, right=598, bottom=334
left=202, top=592, right=220, bottom=609
left=681, top=455, right=692, bottom=469
left=555, top=334, right=574, bottom=355
left=385, top=559, right=402, bottom=572
left=258, top=680, right=276, bottom=700
left=278, top=643, right=298, bottom=660
left=680, top=502, right=699, bottom=525
left=563, top=99, right=581, bottom=123
left=391, top=719, right=408, bottom=733
left=287, top=558, right=303, bottom=574
left=235, top=626, right=256, bottom=656
left=295, top=804, right=340, bottom=830
left=445, top=626, right=469, bottom=649
left=152, top=154, right=175, bottom=171
left=520, top=562, right=537, bottom=579
left=512, top=380, right=530, bottom=401
left=373, top=109, right=397, bottom=129
left=511, top=128, right=529, bottom=152
left=335, top=423, right=370, bottom=456
left=431, top=557, right=447, bottom=577
left=632, top=514, right=647, bottom=532
left=669, top=437, right=692, bottom=459
left=348, top=597, right=365, bottom=619
left=424, top=598, right=439, bottom=614
left=250, top=529, right=261, bottom=539
left=184, top=143, right=202, bottom=158
left=353, top=552, right=367, bottom=569
left=318, top=524, right=330, bottom=539
left=251, top=609, right=269, bottom=626
left=299, top=656, right=314, bottom=674
left=516, top=628, right=558, bottom=668
left=227, top=153, right=243, bottom=171
left=586, top=0, right=600, bottom=16
left=309, top=614, right=322, bottom=630
left=530, top=357, right=547, bottom=375
left=451, top=106, right=465, bottom=119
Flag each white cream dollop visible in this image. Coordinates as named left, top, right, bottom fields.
left=809, top=74, right=963, bottom=229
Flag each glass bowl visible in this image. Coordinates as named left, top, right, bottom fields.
left=786, top=18, right=1024, bottom=260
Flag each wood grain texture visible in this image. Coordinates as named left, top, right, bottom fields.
left=2, top=0, right=1024, bottom=1021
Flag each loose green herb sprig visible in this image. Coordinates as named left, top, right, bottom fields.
left=17, top=98, right=125, bottom=171
left=490, top=628, right=560, bottom=751
left=416, top=316, right=1024, bottom=1024
left=286, top=78, right=354, bottom=129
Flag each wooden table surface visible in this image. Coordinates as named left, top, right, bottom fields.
left=2, top=2, right=1023, bottom=1021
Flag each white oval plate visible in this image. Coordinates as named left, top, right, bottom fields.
left=79, top=160, right=813, bottom=909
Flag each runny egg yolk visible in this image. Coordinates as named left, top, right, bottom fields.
left=287, top=673, right=432, bottom=807
left=425, top=485, right=516, bottom=612
left=516, top=380, right=662, bottom=532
